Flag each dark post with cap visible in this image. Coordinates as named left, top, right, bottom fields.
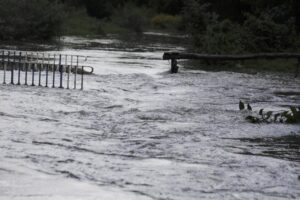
left=171, top=59, right=178, bottom=73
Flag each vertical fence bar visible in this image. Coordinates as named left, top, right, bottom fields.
left=2, top=51, right=5, bottom=84
left=4, top=51, right=9, bottom=84
left=81, top=66, right=84, bottom=90
left=64, top=55, right=67, bottom=89
left=68, top=55, right=72, bottom=89
left=59, top=54, right=63, bottom=88
left=52, top=54, right=56, bottom=88
left=46, top=54, right=49, bottom=87
left=25, top=52, right=28, bottom=86
left=74, top=55, right=78, bottom=89
left=17, top=52, right=21, bottom=85
left=39, top=53, right=43, bottom=86
left=11, top=51, right=15, bottom=85
left=31, top=53, right=35, bottom=86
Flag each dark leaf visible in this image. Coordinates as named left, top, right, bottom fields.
left=274, top=113, right=280, bottom=122
left=247, top=104, right=252, bottom=111
left=259, top=109, right=264, bottom=116
left=246, top=116, right=259, bottom=123
left=239, top=101, right=245, bottom=110
left=265, top=111, right=273, bottom=119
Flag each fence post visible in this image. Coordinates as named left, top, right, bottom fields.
left=31, top=53, right=35, bottom=86
left=4, top=51, right=9, bottom=84
left=81, top=66, right=84, bottom=90
left=17, top=52, right=21, bottom=85
left=39, top=53, right=43, bottom=86
left=25, top=52, right=28, bottom=86
left=11, top=51, right=15, bottom=85
left=74, top=55, right=78, bottom=89
left=52, top=54, right=56, bottom=88
left=46, top=54, right=50, bottom=87
left=59, top=54, right=63, bottom=88
left=2, top=51, right=5, bottom=84
left=68, top=55, right=72, bottom=89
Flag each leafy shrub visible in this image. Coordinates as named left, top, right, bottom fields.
left=243, top=7, right=297, bottom=52
left=0, top=0, right=64, bottom=40
left=151, top=14, right=182, bottom=30
left=183, top=0, right=298, bottom=53
left=62, top=8, right=103, bottom=36
left=111, top=3, right=148, bottom=33
left=239, top=101, right=300, bottom=124
left=195, top=16, right=251, bottom=54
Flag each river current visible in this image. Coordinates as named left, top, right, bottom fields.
left=0, top=34, right=299, bottom=200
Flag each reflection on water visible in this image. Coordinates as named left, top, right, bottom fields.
left=227, top=135, right=300, bottom=162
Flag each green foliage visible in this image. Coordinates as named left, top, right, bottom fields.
left=183, top=0, right=299, bottom=53
left=151, top=14, right=182, bottom=30
left=0, top=0, right=64, bottom=40
left=111, top=3, right=148, bottom=33
left=243, top=6, right=297, bottom=52
left=62, top=8, right=103, bottom=36
left=239, top=101, right=300, bottom=124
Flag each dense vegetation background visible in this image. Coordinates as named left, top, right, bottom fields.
left=0, top=0, right=299, bottom=53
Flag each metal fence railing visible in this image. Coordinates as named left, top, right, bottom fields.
left=0, top=50, right=94, bottom=90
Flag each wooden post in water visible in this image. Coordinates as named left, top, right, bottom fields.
left=52, top=54, right=56, bottom=88
left=59, top=54, right=63, bottom=89
left=11, top=51, right=15, bottom=85
left=171, top=58, right=178, bottom=73
left=17, top=52, right=21, bottom=85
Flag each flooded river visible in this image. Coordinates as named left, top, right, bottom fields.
left=0, top=34, right=299, bottom=200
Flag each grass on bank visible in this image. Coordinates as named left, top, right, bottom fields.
left=183, top=59, right=299, bottom=75
left=62, top=8, right=104, bottom=36
left=62, top=5, right=183, bottom=36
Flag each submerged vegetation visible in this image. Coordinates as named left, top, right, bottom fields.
left=239, top=101, right=300, bottom=124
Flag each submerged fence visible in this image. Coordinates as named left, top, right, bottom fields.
left=0, top=50, right=94, bottom=90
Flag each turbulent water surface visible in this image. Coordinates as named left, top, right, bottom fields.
left=0, top=34, right=299, bottom=200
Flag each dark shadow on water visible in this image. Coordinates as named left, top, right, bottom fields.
left=181, top=58, right=297, bottom=75
left=228, top=134, right=300, bottom=162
